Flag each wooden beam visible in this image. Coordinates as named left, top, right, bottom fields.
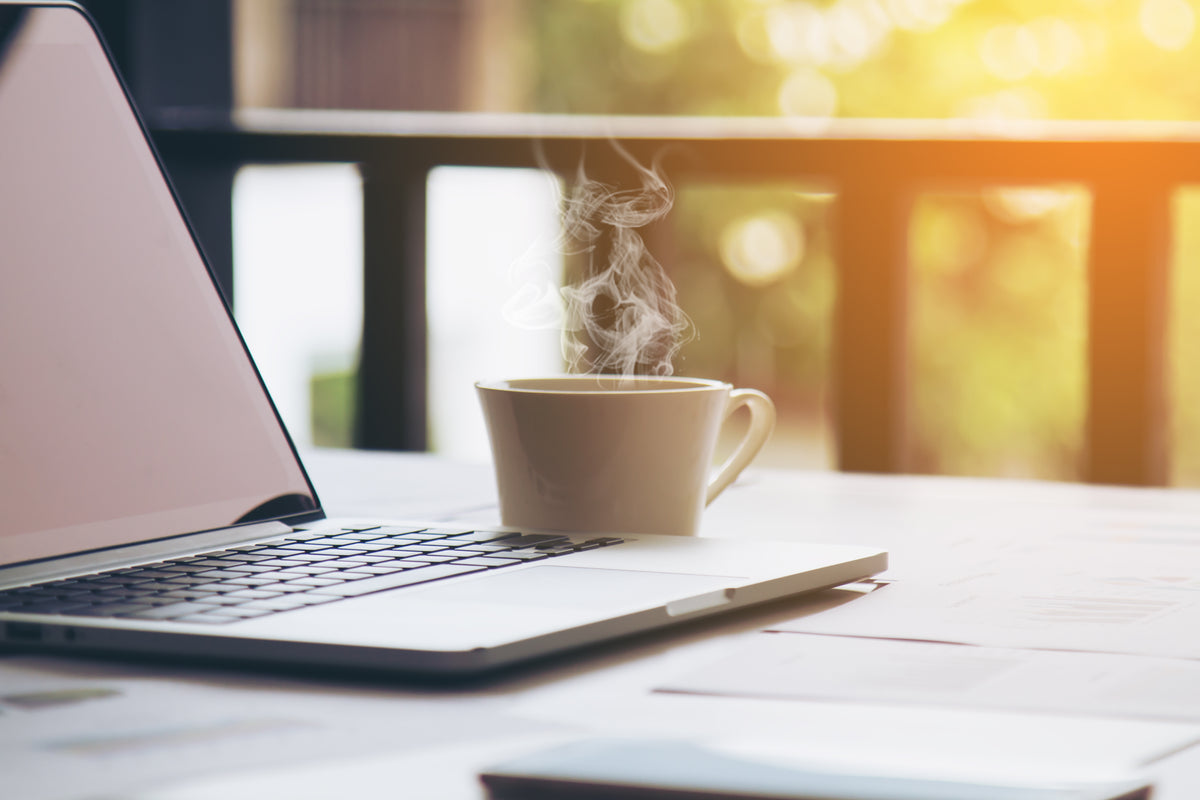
left=1085, top=181, right=1171, bottom=485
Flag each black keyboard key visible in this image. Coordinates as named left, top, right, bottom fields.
left=129, top=569, right=184, bottom=579
left=500, top=534, right=571, bottom=548
left=17, top=600, right=98, bottom=615
left=223, top=589, right=284, bottom=600
left=281, top=532, right=329, bottom=542
left=453, top=556, right=522, bottom=568
left=202, top=607, right=273, bottom=619
left=473, top=550, right=551, bottom=562
left=338, top=565, right=403, bottom=576
left=193, top=570, right=245, bottom=580
left=370, top=549, right=428, bottom=559
left=287, top=577, right=344, bottom=587
left=220, top=553, right=278, bottom=563
left=529, top=545, right=579, bottom=556
left=174, top=614, right=238, bottom=624
left=290, top=537, right=356, bottom=547
left=371, top=526, right=431, bottom=537
left=314, top=559, right=368, bottom=569
left=253, top=583, right=314, bottom=594
left=453, top=542, right=529, bottom=554
left=88, top=590, right=150, bottom=601
left=160, top=590, right=221, bottom=601
left=188, top=582, right=243, bottom=593
left=440, top=530, right=521, bottom=543
left=366, top=558, right=429, bottom=571
left=256, top=570, right=314, bottom=581
left=223, top=576, right=281, bottom=586
left=240, top=597, right=315, bottom=612
left=160, top=575, right=219, bottom=586
left=306, top=563, right=487, bottom=598
left=397, top=543, right=452, bottom=553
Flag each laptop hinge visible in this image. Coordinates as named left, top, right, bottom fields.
left=0, top=520, right=293, bottom=590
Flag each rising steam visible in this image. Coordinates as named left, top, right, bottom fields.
left=504, top=143, right=692, bottom=377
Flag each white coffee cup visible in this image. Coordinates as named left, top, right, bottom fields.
left=476, top=376, right=775, bottom=535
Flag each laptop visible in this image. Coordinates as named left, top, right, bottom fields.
left=0, top=2, right=887, bottom=677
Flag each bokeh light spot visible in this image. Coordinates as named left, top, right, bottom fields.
left=720, top=211, right=806, bottom=287
left=1030, top=18, right=1084, bottom=75
left=984, top=187, right=1074, bottom=224
left=777, top=67, right=838, bottom=118
left=980, top=24, right=1038, bottom=81
left=1140, top=0, right=1195, bottom=51
left=620, top=0, right=690, bottom=54
left=885, top=0, right=963, bottom=32
left=765, top=2, right=832, bottom=66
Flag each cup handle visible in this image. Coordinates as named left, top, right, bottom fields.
left=706, top=388, right=776, bottom=505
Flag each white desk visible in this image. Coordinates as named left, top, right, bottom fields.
left=8, top=448, right=1200, bottom=799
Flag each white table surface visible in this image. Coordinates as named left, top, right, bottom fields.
left=9, top=448, right=1200, bottom=800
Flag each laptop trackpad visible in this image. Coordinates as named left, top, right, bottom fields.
left=410, top=565, right=738, bottom=611
left=279, top=566, right=745, bottom=651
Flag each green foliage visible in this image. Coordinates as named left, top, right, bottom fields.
left=311, top=369, right=356, bottom=448
left=522, top=0, right=1200, bottom=481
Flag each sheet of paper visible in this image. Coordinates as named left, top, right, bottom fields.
left=516, top=673, right=1197, bottom=786
left=0, top=655, right=555, bottom=800
left=775, top=551, right=1200, bottom=660
left=501, top=628, right=1200, bottom=793
left=738, top=472, right=1200, bottom=660
left=661, top=631, right=1200, bottom=723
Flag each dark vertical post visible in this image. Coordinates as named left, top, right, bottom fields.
left=356, top=162, right=429, bottom=451
left=833, top=177, right=912, bottom=473
left=1085, top=180, right=1170, bottom=485
left=84, top=0, right=238, bottom=306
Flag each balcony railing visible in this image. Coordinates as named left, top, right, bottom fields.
left=148, top=111, right=1200, bottom=487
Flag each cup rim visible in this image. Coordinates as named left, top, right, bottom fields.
left=476, top=375, right=731, bottom=394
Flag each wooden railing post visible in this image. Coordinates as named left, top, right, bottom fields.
left=356, top=161, right=429, bottom=451
left=1085, top=179, right=1171, bottom=485
left=833, top=177, right=912, bottom=473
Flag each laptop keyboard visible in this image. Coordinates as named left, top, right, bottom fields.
left=0, top=526, right=624, bottom=625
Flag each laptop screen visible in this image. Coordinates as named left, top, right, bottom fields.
left=0, top=5, right=319, bottom=568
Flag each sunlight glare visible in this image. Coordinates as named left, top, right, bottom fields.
left=764, top=2, right=833, bottom=66
left=984, top=187, right=1073, bottom=224
left=885, top=0, right=962, bottom=32
left=778, top=66, right=838, bottom=117
left=620, top=0, right=690, bottom=54
left=720, top=211, right=805, bottom=287
left=980, top=24, right=1038, bottom=81
left=827, top=0, right=892, bottom=67
left=1030, top=18, right=1085, bottom=75
left=1140, top=0, right=1195, bottom=51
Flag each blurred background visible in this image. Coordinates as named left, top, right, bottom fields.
left=149, top=0, right=1200, bottom=482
